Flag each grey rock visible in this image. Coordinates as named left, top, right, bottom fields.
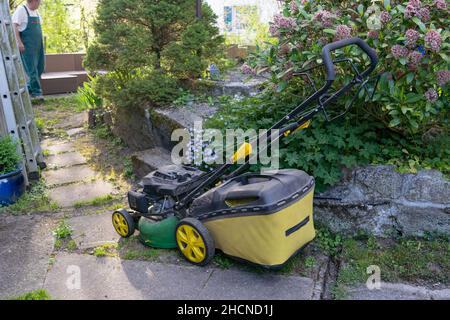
left=404, top=170, right=450, bottom=205
left=354, top=165, right=404, bottom=202
left=66, top=127, right=86, bottom=137
left=315, top=165, right=449, bottom=237
left=131, top=147, right=173, bottom=179
left=396, top=207, right=450, bottom=237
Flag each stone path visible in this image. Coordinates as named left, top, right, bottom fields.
left=41, top=115, right=117, bottom=208
left=43, top=253, right=316, bottom=300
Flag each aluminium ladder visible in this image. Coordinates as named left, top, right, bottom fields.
left=0, top=0, right=45, bottom=182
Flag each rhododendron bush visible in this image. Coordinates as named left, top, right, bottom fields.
left=245, top=0, right=449, bottom=135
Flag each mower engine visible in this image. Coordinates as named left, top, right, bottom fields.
left=127, top=165, right=205, bottom=216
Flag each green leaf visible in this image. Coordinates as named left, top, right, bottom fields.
left=406, top=73, right=415, bottom=84
left=323, top=29, right=336, bottom=35
left=389, top=118, right=401, bottom=127
left=412, top=17, right=427, bottom=33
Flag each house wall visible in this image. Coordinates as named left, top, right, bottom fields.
left=205, top=0, right=279, bottom=33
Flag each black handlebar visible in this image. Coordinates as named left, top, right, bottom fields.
left=322, top=37, right=378, bottom=82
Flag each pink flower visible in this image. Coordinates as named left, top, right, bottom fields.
left=290, top=1, right=299, bottom=14
left=409, top=0, right=422, bottom=7
left=241, top=64, right=256, bottom=75
left=380, top=11, right=391, bottom=25
left=334, top=25, right=352, bottom=41
left=314, top=10, right=334, bottom=28
left=424, top=88, right=438, bottom=103
left=391, top=45, right=409, bottom=59
left=273, top=14, right=297, bottom=30
left=405, top=4, right=418, bottom=18
left=434, top=0, right=448, bottom=10
left=368, top=30, right=379, bottom=39
left=436, top=70, right=450, bottom=86
left=404, top=0, right=421, bottom=18
left=269, top=24, right=280, bottom=37
left=417, top=8, right=430, bottom=22
left=405, top=29, right=420, bottom=47
left=424, top=30, right=442, bottom=52
left=407, top=51, right=423, bottom=70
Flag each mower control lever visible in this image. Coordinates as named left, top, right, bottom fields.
left=322, top=37, right=378, bottom=82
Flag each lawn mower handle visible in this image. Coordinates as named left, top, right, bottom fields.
left=322, top=37, right=378, bottom=82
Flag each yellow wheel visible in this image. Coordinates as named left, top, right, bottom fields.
left=175, top=218, right=215, bottom=266
left=112, top=210, right=135, bottom=238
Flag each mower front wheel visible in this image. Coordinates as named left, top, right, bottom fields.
left=112, top=209, right=135, bottom=238
left=175, top=218, right=215, bottom=267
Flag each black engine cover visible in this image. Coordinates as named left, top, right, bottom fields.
left=141, top=165, right=205, bottom=197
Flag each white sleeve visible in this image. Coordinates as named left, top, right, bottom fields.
left=12, top=6, right=27, bottom=26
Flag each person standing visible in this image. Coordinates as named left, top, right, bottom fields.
left=12, top=0, right=45, bottom=99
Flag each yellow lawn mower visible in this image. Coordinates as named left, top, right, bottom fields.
left=112, top=38, right=379, bottom=269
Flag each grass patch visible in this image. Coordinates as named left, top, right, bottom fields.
left=53, top=220, right=73, bottom=240
left=0, top=181, right=60, bottom=215
left=118, top=236, right=161, bottom=261
left=10, top=289, right=51, bottom=300
left=334, top=236, right=450, bottom=296
left=73, top=194, right=115, bottom=208
left=93, top=243, right=118, bottom=257
left=213, top=253, right=235, bottom=270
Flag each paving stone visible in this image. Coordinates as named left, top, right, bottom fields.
left=68, top=213, right=121, bottom=250
left=44, top=253, right=213, bottom=300
left=346, top=283, right=450, bottom=300
left=44, top=165, right=97, bottom=187
left=43, top=253, right=316, bottom=300
left=0, top=215, right=57, bottom=299
left=67, top=127, right=85, bottom=137
left=50, top=180, right=116, bottom=208
left=46, top=152, right=87, bottom=168
left=198, top=269, right=315, bottom=300
left=43, top=142, right=76, bottom=155
left=55, top=112, right=87, bottom=129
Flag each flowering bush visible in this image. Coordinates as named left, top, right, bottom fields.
left=248, top=0, right=449, bottom=135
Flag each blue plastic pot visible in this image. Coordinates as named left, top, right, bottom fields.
left=0, top=167, right=26, bottom=206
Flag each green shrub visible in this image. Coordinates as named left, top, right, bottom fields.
left=248, top=0, right=449, bottom=135
left=76, top=75, right=103, bottom=110
left=10, top=289, right=51, bottom=301
left=207, top=92, right=448, bottom=190
left=0, top=135, right=21, bottom=175
left=85, top=0, right=224, bottom=109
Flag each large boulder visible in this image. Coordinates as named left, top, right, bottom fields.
left=315, top=166, right=450, bottom=238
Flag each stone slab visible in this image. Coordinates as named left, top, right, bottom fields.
left=44, top=142, right=76, bottom=155
left=0, top=215, right=57, bottom=299
left=44, top=165, right=97, bottom=187
left=50, top=180, right=116, bottom=208
left=43, top=253, right=316, bottom=300
left=46, top=152, right=87, bottom=168
left=132, top=147, right=173, bottom=179
left=55, top=113, right=87, bottom=130
left=67, top=127, right=86, bottom=137
left=67, top=213, right=120, bottom=250
left=198, top=269, right=315, bottom=300
left=346, top=283, right=450, bottom=300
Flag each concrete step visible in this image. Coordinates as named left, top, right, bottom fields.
left=131, top=147, right=173, bottom=179
left=41, top=71, right=89, bottom=95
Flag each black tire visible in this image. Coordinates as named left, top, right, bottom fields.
left=112, top=209, right=135, bottom=238
left=175, top=218, right=215, bottom=267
